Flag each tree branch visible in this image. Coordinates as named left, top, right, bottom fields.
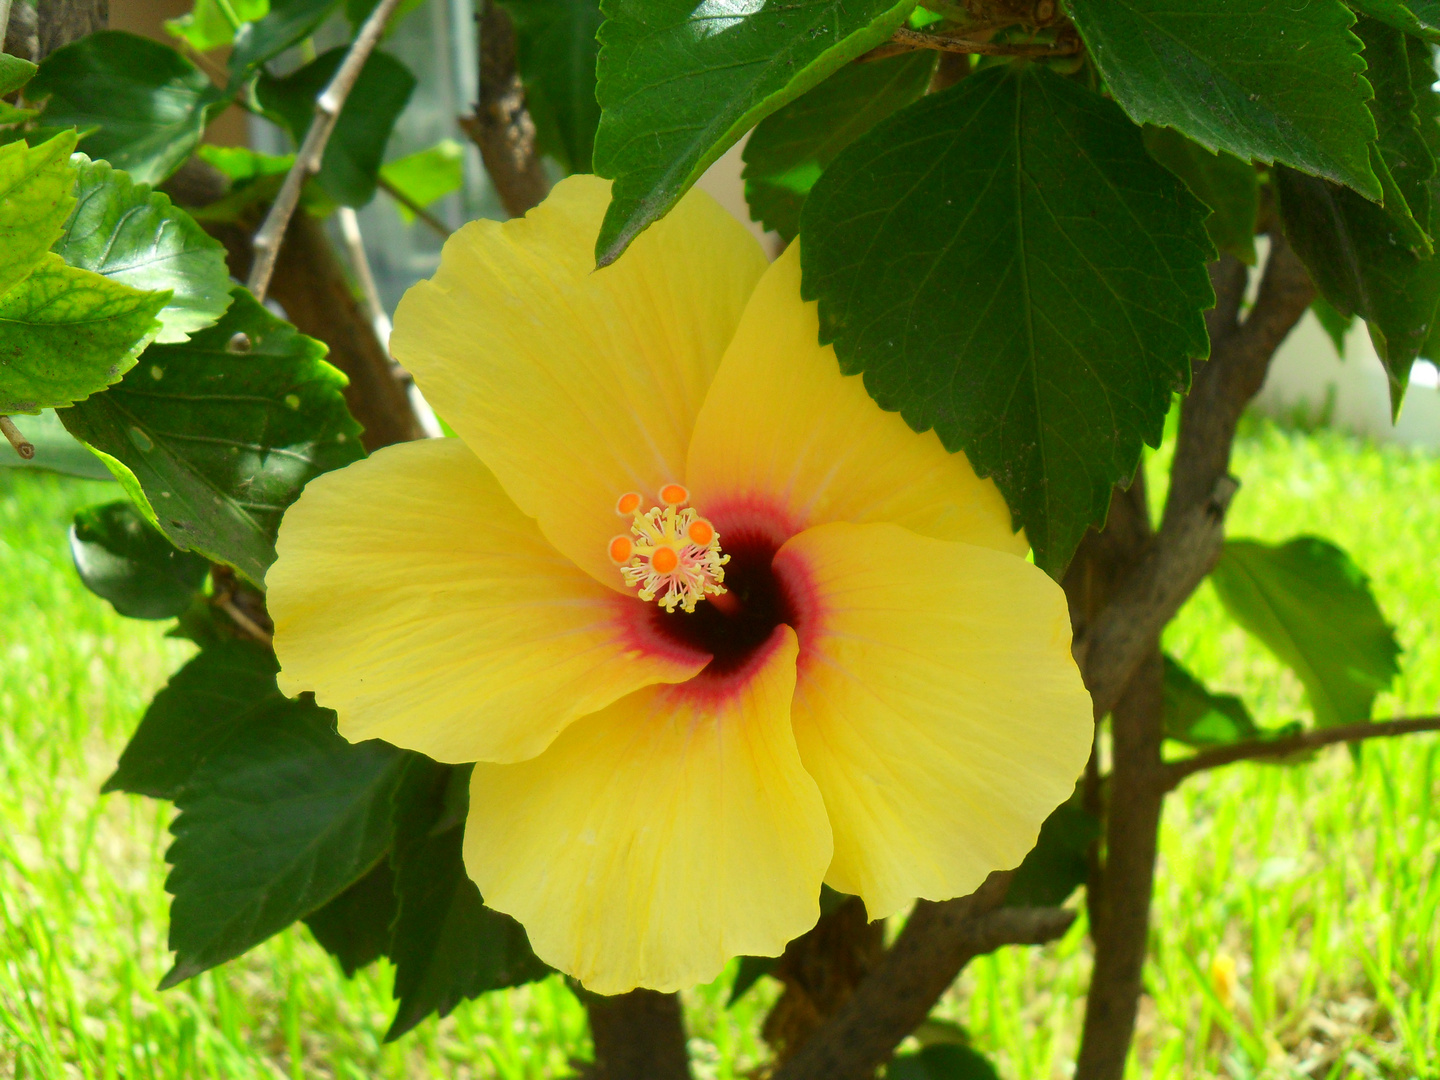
left=1164, top=716, right=1440, bottom=788
left=460, top=0, right=550, bottom=218
left=579, top=989, right=693, bottom=1080
left=376, top=174, right=453, bottom=239
left=862, top=26, right=1078, bottom=62
left=247, top=0, right=405, bottom=301
left=0, top=416, right=34, bottom=459
left=771, top=874, right=1076, bottom=1080
left=35, top=0, right=105, bottom=60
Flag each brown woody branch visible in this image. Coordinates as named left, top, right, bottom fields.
left=772, top=874, right=1076, bottom=1080
left=1164, top=716, right=1440, bottom=789
left=578, top=989, right=693, bottom=1080
left=248, top=0, right=406, bottom=301
left=0, top=416, right=34, bottom=459
left=862, top=26, right=1079, bottom=62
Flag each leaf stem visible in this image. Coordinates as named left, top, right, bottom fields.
left=246, top=0, right=406, bottom=302
left=0, top=416, right=35, bottom=460
left=376, top=174, right=452, bottom=239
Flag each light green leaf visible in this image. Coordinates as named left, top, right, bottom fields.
left=30, top=32, right=224, bottom=186
left=166, top=0, right=269, bottom=52
left=55, top=156, right=233, bottom=344
left=1162, top=654, right=1266, bottom=746
left=257, top=48, right=416, bottom=207
left=742, top=50, right=935, bottom=242
left=0, top=53, right=39, bottom=97
left=59, top=290, right=363, bottom=585
left=1143, top=125, right=1259, bottom=264
left=0, top=130, right=79, bottom=297
left=0, top=253, right=168, bottom=413
left=502, top=0, right=604, bottom=173
left=228, top=0, right=342, bottom=84
left=379, top=140, right=463, bottom=222
left=800, top=65, right=1214, bottom=575
left=1211, top=537, right=1401, bottom=729
left=0, top=409, right=116, bottom=480
left=1065, top=0, right=1380, bottom=199
left=591, top=0, right=917, bottom=266
left=70, top=499, right=210, bottom=620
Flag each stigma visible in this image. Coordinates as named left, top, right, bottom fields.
left=607, top=484, right=728, bottom=613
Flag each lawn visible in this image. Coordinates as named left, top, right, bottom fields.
left=0, top=416, right=1436, bottom=1079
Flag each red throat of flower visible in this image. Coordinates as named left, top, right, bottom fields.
left=607, top=484, right=729, bottom=613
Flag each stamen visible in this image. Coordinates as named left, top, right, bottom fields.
left=606, top=492, right=728, bottom=613
left=616, top=492, right=643, bottom=516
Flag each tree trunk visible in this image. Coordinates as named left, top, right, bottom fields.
left=583, top=989, right=693, bottom=1080
left=35, top=0, right=104, bottom=58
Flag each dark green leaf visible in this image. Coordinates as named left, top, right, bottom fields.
left=386, top=759, right=549, bottom=1041
left=591, top=0, right=916, bottom=265
left=502, top=0, right=603, bottom=173
left=228, top=0, right=343, bottom=84
left=1277, top=165, right=1440, bottom=415
left=888, top=1044, right=1001, bottom=1080
left=1142, top=125, right=1259, bottom=264
left=801, top=65, right=1214, bottom=575
left=105, top=641, right=292, bottom=799
left=60, top=290, right=363, bottom=586
left=726, top=954, right=778, bottom=1007
left=1350, top=0, right=1440, bottom=40
left=256, top=48, right=416, bottom=207
left=55, top=156, right=233, bottom=344
left=1312, top=296, right=1354, bottom=356
left=1211, top=537, right=1401, bottom=729
left=0, top=253, right=168, bottom=413
left=1004, top=800, right=1098, bottom=908
left=1065, top=0, right=1379, bottom=198
left=1162, top=654, right=1262, bottom=746
left=742, top=51, right=935, bottom=242
left=0, top=131, right=78, bottom=297
left=1355, top=17, right=1433, bottom=248
left=0, top=54, right=38, bottom=97
left=160, top=677, right=407, bottom=988
left=378, top=140, right=463, bottom=222
left=70, top=500, right=209, bottom=619
left=304, top=857, right=398, bottom=977
left=30, top=32, right=223, bottom=186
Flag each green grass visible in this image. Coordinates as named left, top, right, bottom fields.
left=1, top=418, right=1437, bottom=1079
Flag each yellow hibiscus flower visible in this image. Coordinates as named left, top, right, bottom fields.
left=266, top=175, right=1092, bottom=996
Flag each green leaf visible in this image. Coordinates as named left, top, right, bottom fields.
left=228, top=0, right=342, bottom=84
left=0, top=131, right=79, bottom=297
left=1162, top=654, right=1263, bottom=746
left=801, top=65, right=1214, bottom=576
left=386, top=759, right=549, bottom=1041
left=726, top=954, right=778, bottom=1007
left=1350, top=0, right=1440, bottom=40
left=1064, top=0, right=1379, bottom=199
left=0, top=253, right=168, bottom=413
left=591, top=0, right=917, bottom=265
left=0, top=54, right=39, bottom=97
left=70, top=500, right=209, bottom=619
left=1211, top=537, right=1401, bottom=729
left=1355, top=17, right=1434, bottom=249
left=502, top=0, right=603, bottom=173
left=303, top=857, right=398, bottom=978
left=256, top=48, right=416, bottom=207
left=1003, top=800, right=1099, bottom=908
left=167, top=0, right=270, bottom=52
left=55, top=156, right=233, bottom=344
left=1277, top=165, right=1440, bottom=414
left=1312, top=296, right=1354, bottom=357
left=60, top=290, right=363, bottom=585
left=30, top=32, right=224, bottom=186
left=160, top=681, right=407, bottom=988
left=0, top=409, right=116, bottom=480
left=742, top=51, right=935, bottom=242
left=888, top=1044, right=1002, bottom=1080
left=105, top=641, right=290, bottom=800
left=1142, top=125, right=1259, bottom=265
left=378, top=140, right=463, bottom=222
left=345, top=0, right=428, bottom=29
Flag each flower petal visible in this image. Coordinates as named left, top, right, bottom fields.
left=465, top=625, right=832, bottom=994
left=268, top=438, right=708, bottom=764
left=390, top=175, right=769, bottom=590
left=775, top=521, right=1091, bottom=918
left=687, top=242, right=1024, bottom=554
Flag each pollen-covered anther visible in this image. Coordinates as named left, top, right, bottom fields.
left=609, top=493, right=728, bottom=613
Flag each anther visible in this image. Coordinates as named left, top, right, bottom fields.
left=687, top=518, right=714, bottom=546
left=608, top=535, right=634, bottom=563
left=607, top=491, right=728, bottom=613
left=651, top=546, right=679, bottom=573
left=616, top=492, right=643, bottom=516
left=660, top=483, right=689, bottom=506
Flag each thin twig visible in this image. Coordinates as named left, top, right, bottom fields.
left=376, top=174, right=452, bottom=239
left=246, top=0, right=406, bottom=302
left=336, top=206, right=393, bottom=348
left=864, top=26, right=1079, bottom=61
left=216, top=592, right=274, bottom=648
left=0, top=416, right=34, bottom=459
left=1164, top=716, right=1440, bottom=789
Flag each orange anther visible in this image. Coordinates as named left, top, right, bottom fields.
left=608, top=536, right=634, bottom=563
left=687, top=518, right=715, bottom=546
left=615, top=492, right=642, bottom=516
left=660, top=483, right=689, bottom=506
left=651, top=546, right=679, bottom=574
